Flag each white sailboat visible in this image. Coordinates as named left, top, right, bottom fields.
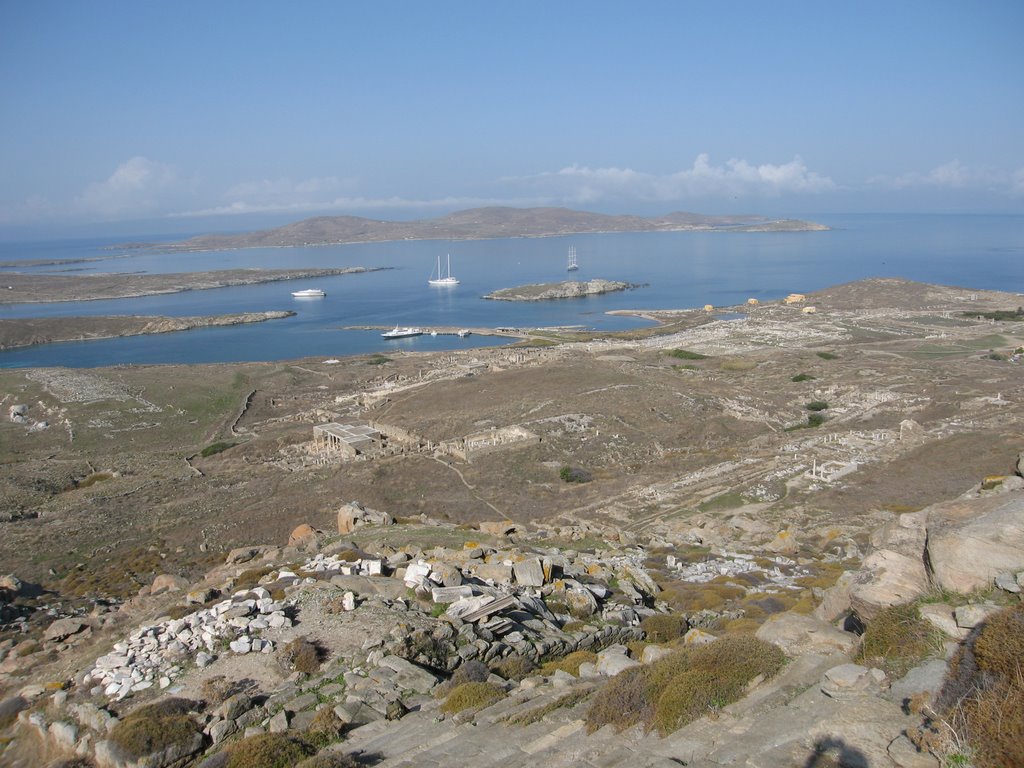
left=566, top=246, right=579, bottom=271
left=428, top=254, right=459, bottom=286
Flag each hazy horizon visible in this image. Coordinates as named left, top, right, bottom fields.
left=2, top=2, right=1022, bottom=238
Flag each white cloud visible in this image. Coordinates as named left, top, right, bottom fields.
left=75, top=157, right=180, bottom=218
left=503, top=154, right=835, bottom=203
left=873, top=160, right=1022, bottom=193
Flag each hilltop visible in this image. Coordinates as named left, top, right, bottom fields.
left=143, top=207, right=828, bottom=252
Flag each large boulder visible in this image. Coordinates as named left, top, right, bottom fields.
left=869, top=510, right=928, bottom=559
left=337, top=501, right=394, bottom=534
left=849, top=549, right=928, bottom=621
left=925, top=491, right=1024, bottom=593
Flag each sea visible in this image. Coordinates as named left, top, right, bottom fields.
left=1, top=213, right=1022, bottom=369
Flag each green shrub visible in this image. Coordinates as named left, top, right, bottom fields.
left=586, top=636, right=785, bottom=735
left=857, top=603, right=945, bottom=678
left=435, top=660, right=491, bottom=697
left=585, top=665, right=650, bottom=732
left=365, top=354, right=392, bottom=365
left=540, top=650, right=598, bottom=677
left=640, top=614, right=689, bottom=643
left=224, top=733, right=314, bottom=768
left=805, top=401, right=829, bottom=411
left=200, top=441, right=236, bottom=458
left=665, top=349, right=709, bottom=360
left=108, top=699, right=200, bottom=761
left=559, top=466, right=592, bottom=483
left=490, top=654, right=536, bottom=681
left=816, top=351, right=839, bottom=360
left=440, top=682, right=506, bottom=714
left=791, top=373, right=816, bottom=382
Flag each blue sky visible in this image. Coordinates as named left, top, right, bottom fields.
left=1, top=1, right=1022, bottom=236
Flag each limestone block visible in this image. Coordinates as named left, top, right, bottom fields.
left=849, top=549, right=928, bottom=621
left=917, top=603, right=968, bottom=640
left=513, top=557, right=545, bottom=587
left=925, top=492, right=1024, bottom=593
left=954, top=603, right=1001, bottom=629
left=813, top=571, right=856, bottom=623
left=44, top=617, right=90, bottom=643
left=756, top=612, right=858, bottom=656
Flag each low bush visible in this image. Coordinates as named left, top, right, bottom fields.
left=490, top=653, right=536, bottom=681
left=223, top=732, right=314, bottom=768
left=791, top=373, right=816, bottom=382
left=640, top=614, right=689, bottom=643
left=435, top=659, right=490, bottom=697
left=857, top=603, right=944, bottom=678
left=304, top=708, right=346, bottom=749
left=108, top=698, right=200, bottom=761
left=281, top=636, right=324, bottom=675
left=805, top=400, right=829, bottom=411
left=200, top=441, right=236, bottom=458
left=665, top=348, right=709, bottom=360
left=816, top=351, right=839, bottom=360
left=540, top=650, right=598, bottom=677
left=440, top=681, right=506, bottom=714
left=586, top=636, right=785, bottom=735
left=559, top=466, right=592, bottom=483
left=920, top=603, right=1024, bottom=768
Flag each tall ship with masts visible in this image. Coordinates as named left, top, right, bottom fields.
left=567, top=246, right=579, bottom=271
left=428, top=254, right=459, bottom=286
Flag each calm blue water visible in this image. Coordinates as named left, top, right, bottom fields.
left=1, top=213, right=1022, bottom=368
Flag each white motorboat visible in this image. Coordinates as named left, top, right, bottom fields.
left=428, top=254, right=459, bottom=286
left=291, top=288, right=326, bottom=297
left=381, top=326, right=423, bottom=339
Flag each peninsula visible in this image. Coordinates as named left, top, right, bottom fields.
left=0, top=267, right=380, bottom=304
left=483, top=278, right=639, bottom=301
left=137, top=206, right=828, bottom=252
left=0, top=311, right=296, bottom=351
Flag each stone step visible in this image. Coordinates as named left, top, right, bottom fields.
left=481, top=680, right=596, bottom=726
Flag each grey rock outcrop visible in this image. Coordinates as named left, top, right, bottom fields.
left=849, top=549, right=928, bottom=621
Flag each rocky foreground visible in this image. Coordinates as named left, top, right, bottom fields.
left=483, top=279, right=639, bottom=301
left=2, top=465, right=1023, bottom=768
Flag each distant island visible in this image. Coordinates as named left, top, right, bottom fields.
left=484, top=279, right=640, bottom=301
left=136, top=206, right=828, bottom=252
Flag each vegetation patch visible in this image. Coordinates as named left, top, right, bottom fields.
left=961, top=307, right=1024, bottom=322
left=784, top=412, right=827, bottom=431
left=200, top=440, right=237, bottom=458
left=365, top=353, right=392, bottom=365
left=805, top=400, right=829, bottom=411
left=280, top=636, right=325, bottom=675
left=490, top=653, right=537, bottom=681
left=640, top=614, right=689, bottom=643
left=559, top=466, right=592, bottom=483
left=72, top=471, right=114, bottom=490
left=435, top=660, right=490, bottom=697
left=816, top=351, right=839, bottom=360
left=857, top=603, right=945, bottom=678
left=440, top=681, right=507, bottom=714
left=108, top=698, right=200, bottom=762
left=223, top=732, right=315, bottom=768
left=916, top=603, right=1024, bottom=768
left=664, top=348, right=709, bottom=360
left=791, top=373, right=816, bottom=382
left=585, top=636, right=785, bottom=735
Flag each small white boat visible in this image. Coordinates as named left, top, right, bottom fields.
left=428, top=254, right=459, bottom=286
left=457, top=329, right=471, bottom=337
left=292, top=288, right=326, bottom=298
left=381, top=326, right=423, bottom=339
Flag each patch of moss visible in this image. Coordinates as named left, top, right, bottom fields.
left=200, top=441, right=237, bottom=458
